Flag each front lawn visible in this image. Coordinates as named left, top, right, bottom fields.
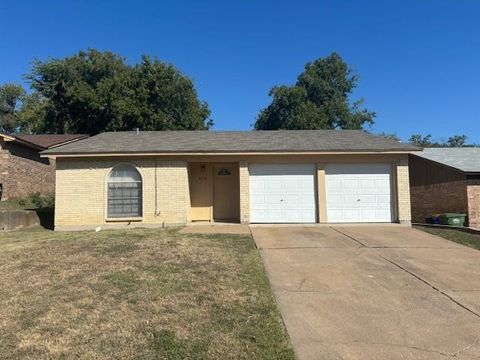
left=415, top=225, right=480, bottom=250
left=0, top=228, right=293, bottom=359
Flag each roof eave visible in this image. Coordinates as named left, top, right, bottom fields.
left=41, top=149, right=421, bottom=158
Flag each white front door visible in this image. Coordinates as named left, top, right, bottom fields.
left=249, top=164, right=316, bottom=223
left=326, top=163, right=392, bottom=223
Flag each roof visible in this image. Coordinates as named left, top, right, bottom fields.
left=1, top=133, right=88, bottom=150
left=42, top=130, right=419, bottom=156
left=15, top=134, right=89, bottom=149
left=414, top=147, right=480, bottom=173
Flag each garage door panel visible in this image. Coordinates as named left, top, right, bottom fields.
left=283, top=194, right=300, bottom=206
left=343, top=179, right=359, bottom=190
left=359, top=179, right=375, bottom=190
left=358, top=194, right=376, bottom=205
left=250, top=181, right=265, bottom=192
left=300, top=195, right=316, bottom=207
left=344, top=209, right=361, bottom=221
left=326, top=164, right=392, bottom=223
left=377, top=194, right=391, bottom=205
left=251, top=194, right=266, bottom=206
left=249, top=164, right=316, bottom=223
left=283, top=181, right=300, bottom=192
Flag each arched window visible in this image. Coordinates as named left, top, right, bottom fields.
left=107, top=165, right=142, bottom=218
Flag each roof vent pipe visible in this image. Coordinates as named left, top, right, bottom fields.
left=136, top=128, right=140, bottom=135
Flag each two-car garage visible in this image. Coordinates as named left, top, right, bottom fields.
left=249, top=163, right=393, bottom=223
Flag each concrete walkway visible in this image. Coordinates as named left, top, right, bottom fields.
left=251, top=225, right=480, bottom=360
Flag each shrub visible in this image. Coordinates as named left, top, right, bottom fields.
left=18, top=192, right=55, bottom=209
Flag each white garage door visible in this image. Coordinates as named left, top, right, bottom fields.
left=249, top=164, right=316, bottom=223
left=326, top=164, right=392, bottom=223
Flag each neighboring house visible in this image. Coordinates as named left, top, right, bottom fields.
left=0, top=133, right=88, bottom=200
left=409, top=148, right=480, bottom=228
left=41, top=130, right=420, bottom=231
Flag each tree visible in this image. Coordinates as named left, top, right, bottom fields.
left=24, top=49, right=212, bottom=134
left=255, top=52, right=375, bottom=130
left=409, top=134, right=435, bottom=147
left=377, top=132, right=400, bottom=142
left=0, top=84, right=26, bottom=133
left=408, top=133, right=471, bottom=147
left=446, top=135, right=467, bottom=147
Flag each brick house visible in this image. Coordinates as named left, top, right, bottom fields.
left=0, top=133, right=88, bottom=200
left=40, top=130, right=420, bottom=231
left=409, top=148, right=480, bottom=228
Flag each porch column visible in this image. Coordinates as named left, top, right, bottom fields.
left=239, top=161, right=250, bottom=224
left=316, top=163, right=328, bottom=223
left=396, top=157, right=412, bottom=225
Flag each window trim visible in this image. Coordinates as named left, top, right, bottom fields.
left=105, top=163, right=144, bottom=220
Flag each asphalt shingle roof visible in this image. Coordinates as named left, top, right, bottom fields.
left=42, top=130, right=419, bottom=155
left=15, top=134, right=88, bottom=149
left=414, top=147, right=480, bottom=173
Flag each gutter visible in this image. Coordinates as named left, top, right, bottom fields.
left=41, top=150, right=422, bottom=159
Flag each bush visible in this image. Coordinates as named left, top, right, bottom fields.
left=18, top=192, right=55, bottom=209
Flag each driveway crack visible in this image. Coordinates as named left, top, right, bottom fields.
left=378, top=254, right=480, bottom=319
left=330, top=227, right=368, bottom=247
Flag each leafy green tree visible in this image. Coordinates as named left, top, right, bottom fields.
left=17, top=92, right=47, bottom=134
left=409, top=134, right=435, bottom=147
left=255, top=52, right=375, bottom=130
left=25, top=49, right=212, bottom=134
left=377, top=132, right=401, bottom=142
left=446, top=134, right=467, bottom=147
left=0, top=84, right=26, bottom=133
left=409, top=133, right=471, bottom=147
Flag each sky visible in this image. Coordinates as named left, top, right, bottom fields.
left=1, top=0, right=479, bottom=142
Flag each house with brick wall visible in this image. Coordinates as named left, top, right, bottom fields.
left=41, top=130, right=420, bottom=231
left=0, top=133, right=88, bottom=200
left=409, top=148, right=480, bottom=229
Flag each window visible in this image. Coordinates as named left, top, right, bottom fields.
left=107, top=165, right=142, bottom=218
left=217, top=168, right=232, bottom=176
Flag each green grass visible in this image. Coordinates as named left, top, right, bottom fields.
left=415, top=226, right=480, bottom=250
left=0, top=228, right=294, bottom=359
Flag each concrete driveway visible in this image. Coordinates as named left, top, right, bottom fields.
left=251, top=225, right=480, bottom=360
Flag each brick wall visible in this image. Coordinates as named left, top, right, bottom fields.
left=55, top=154, right=414, bottom=229
left=467, top=177, right=480, bottom=229
left=239, top=161, right=250, bottom=224
left=396, top=157, right=412, bottom=224
left=409, top=155, right=468, bottom=223
left=55, top=158, right=189, bottom=230
left=0, top=139, right=55, bottom=200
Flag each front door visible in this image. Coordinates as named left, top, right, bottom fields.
left=189, top=163, right=212, bottom=221
left=213, top=164, right=239, bottom=222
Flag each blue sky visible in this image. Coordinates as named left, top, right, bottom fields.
left=1, top=0, right=479, bottom=142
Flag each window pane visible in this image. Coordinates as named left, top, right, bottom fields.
left=107, top=170, right=142, bottom=218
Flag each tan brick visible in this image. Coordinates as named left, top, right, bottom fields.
left=396, top=157, right=412, bottom=224
left=239, top=161, right=250, bottom=224
left=55, top=158, right=189, bottom=229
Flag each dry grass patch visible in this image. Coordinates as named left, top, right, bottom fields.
left=0, top=228, right=293, bottom=359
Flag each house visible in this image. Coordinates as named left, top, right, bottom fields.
left=409, top=148, right=480, bottom=228
left=41, top=130, right=420, bottom=230
left=0, top=133, right=88, bottom=200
